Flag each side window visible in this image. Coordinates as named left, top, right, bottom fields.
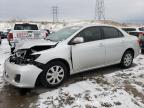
left=118, top=30, right=124, bottom=37
left=77, top=27, right=101, bottom=42
left=102, top=27, right=123, bottom=39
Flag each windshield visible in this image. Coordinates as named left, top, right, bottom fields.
left=46, top=26, right=82, bottom=42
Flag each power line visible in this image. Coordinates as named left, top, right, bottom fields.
left=52, top=6, right=59, bottom=23
left=95, top=0, right=105, bottom=20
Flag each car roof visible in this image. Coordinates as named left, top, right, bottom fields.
left=68, top=24, right=120, bottom=29
left=122, top=27, right=140, bottom=29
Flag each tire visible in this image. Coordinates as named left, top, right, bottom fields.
left=120, top=50, right=134, bottom=68
left=141, top=49, right=144, bottom=54
left=40, top=61, right=68, bottom=88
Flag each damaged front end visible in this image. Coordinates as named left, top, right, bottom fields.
left=10, top=49, right=40, bottom=65
left=9, top=45, right=55, bottom=68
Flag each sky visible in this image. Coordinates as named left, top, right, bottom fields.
left=0, top=0, right=144, bottom=23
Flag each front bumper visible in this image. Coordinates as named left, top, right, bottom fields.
left=3, top=59, right=42, bottom=88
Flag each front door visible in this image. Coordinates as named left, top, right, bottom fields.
left=71, top=26, right=106, bottom=73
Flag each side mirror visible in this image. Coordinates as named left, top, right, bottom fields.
left=71, top=37, right=84, bottom=44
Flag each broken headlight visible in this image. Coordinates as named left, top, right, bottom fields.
left=15, top=50, right=27, bottom=58
left=26, top=54, right=41, bottom=62
left=10, top=49, right=41, bottom=64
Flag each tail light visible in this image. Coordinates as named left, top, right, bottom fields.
left=138, top=32, right=144, bottom=37
left=137, top=38, right=143, bottom=46
left=8, top=33, right=13, bottom=41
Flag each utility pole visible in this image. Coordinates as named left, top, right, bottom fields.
left=52, top=6, right=58, bottom=23
left=95, top=0, right=105, bottom=20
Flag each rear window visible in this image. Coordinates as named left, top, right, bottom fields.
left=139, top=27, right=144, bottom=31
left=122, top=28, right=136, bottom=32
left=129, top=32, right=139, bottom=37
left=14, top=24, right=38, bottom=30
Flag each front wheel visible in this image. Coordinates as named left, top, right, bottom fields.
left=120, top=50, right=134, bottom=68
left=40, top=61, right=68, bottom=88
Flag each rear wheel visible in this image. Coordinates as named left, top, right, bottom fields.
left=40, top=61, right=68, bottom=88
left=141, top=49, right=144, bottom=54
left=121, top=50, right=134, bottom=68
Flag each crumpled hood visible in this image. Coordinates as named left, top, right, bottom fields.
left=15, top=39, right=58, bottom=51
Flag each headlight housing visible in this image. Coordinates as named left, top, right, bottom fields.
left=15, top=50, right=27, bottom=58
left=10, top=49, right=41, bottom=64
left=26, top=54, right=41, bottom=62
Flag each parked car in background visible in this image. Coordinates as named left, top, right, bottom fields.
left=1, top=31, right=8, bottom=39
left=122, top=27, right=144, bottom=53
left=7, top=29, right=11, bottom=33
left=4, top=25, right=140, bottom=88
left=122, top=27, right=144, bottom=36
left=139, top=34, right=144, bottom=53
left=7, top=23, right=48, bottom=53
left=0, top=32, right=1, bottom=44
left=0, top=29, right=11, bottom=39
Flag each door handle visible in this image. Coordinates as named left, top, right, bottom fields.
left=98, top=43, right=104, bottom=47
left=121, top=40, right=125, bottom=43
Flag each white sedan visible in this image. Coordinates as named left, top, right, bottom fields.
left=4, top=25, right=140, bottom=88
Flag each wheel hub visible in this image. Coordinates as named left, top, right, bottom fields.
left=124, top=53, right=132, bottom=66
left=46, top=65, right=64, bottom=85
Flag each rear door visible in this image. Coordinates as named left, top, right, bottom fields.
left=101, top=26, right=126, bottom=65
left=71, top=26, right=106, bottom=72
